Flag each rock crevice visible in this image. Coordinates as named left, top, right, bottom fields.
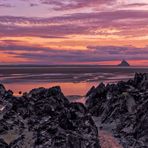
left=85, top=73, right=148, bottom=148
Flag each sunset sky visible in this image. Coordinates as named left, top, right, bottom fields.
left=0, top=0, right=148, bottom=65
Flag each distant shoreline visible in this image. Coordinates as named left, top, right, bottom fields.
left=0, top=66, right=148, bottom=75
left=0, top=64, right=147, bottom=67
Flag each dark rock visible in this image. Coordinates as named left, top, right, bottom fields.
left=0, top=85, right=100, bottom=148
left=9, top=136, right=25, bottom=148
left=0, top=138, right=9, bottom=148
left=19, top=91, right=22, bottom=95
left=85, top=83, right=107, bottom=117
left=86, top=86, right=96, bottom=97
left=0, top=84, right=6, bottom=95
left=96, top=83, right=106, bottom=95
left=69, top=102, right=87, bottom=114
left=134, top=73, right=148, bottom=90
left=85, top=73, right=148, bottom=148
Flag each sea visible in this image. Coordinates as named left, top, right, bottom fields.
left=0, top=65, right=148, bottom=102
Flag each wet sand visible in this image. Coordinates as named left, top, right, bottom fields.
left=0, top=65, right=148, bottom=75
left=99, top=130, right=123, bottom=148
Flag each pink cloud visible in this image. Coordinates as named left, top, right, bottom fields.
left=0, top=10, right=148, bottom=38
left=0, top=42, right=148, bottom=65
left=41, top=0, right=115, bottom=10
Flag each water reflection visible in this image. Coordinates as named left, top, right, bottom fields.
left=4, top=82, right=98, bottom=96
left=2, top=72, right=134, bottom=96
left=4, top=77, right=132, bottom=97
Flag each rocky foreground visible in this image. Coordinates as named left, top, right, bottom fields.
left=86, top=73, right=148, bottom=148
left=0, top=73, right=148, bottom=148
left=0, top=85, right=100, bottom=148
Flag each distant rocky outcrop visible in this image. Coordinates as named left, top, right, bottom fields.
left=85, top=73, right=148, bottom=148
left=0, top=85, right=100, bottom=148
left=118, top=60, right=130, bottom=67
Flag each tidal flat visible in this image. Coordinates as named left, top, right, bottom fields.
left=0, top=65, right=148, bottom=97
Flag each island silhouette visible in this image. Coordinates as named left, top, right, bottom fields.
left=118, top=59, right=130, bottom=67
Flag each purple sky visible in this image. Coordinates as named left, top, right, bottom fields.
left=0, top=0, right=148, bottom=65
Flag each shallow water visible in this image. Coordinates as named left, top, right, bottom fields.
left=2, top=73, right=133, bottom=96
left=0, top=66, right=148, bottom=97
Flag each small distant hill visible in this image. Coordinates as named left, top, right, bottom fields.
left=118, top=60, right=130, bottom=67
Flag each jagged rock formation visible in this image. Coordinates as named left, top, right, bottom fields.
left=118, top=60, right=130, bottom=67
left=1, top=73, right=148, bottom=148
left=85, top=73, right=148, bottom=147
left=0, top=85, right=100, bottom=148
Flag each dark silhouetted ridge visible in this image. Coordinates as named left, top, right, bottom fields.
left=118, top=60, right=130, bottom=67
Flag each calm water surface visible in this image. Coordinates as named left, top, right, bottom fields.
left=0, top=66, right=148, bottom=97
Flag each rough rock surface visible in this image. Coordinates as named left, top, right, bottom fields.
left=86, top=73, right=148, bottom=148
left=0, top=85, right=100, bottom=148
